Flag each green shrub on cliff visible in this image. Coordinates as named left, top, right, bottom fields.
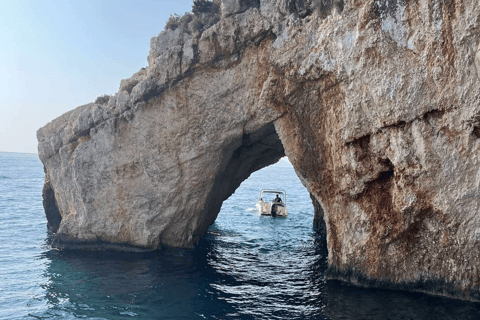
left=165, top=0, right=221, bottom=34
left=192, top=0, right=220, bottom=15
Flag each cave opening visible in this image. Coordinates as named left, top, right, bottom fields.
left=199, top=122, right=324, bottom=246
left=189, top=124, right=329, bottom=318
left=214, top=154, right=314, bottom=223
left=198, top=122, right=286, bottom=232
left=197, top=122, right=328, bottom=298
left=207, top=152, right=320, bottom=254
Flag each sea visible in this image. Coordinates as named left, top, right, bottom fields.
left=1, top=151, right=480, bottom=319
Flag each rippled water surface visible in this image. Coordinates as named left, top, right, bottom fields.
left=1, top=152, right=480, bottom=319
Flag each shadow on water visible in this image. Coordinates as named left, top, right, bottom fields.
left=36, top=237, right=236, bottom=319
left=34, top=230, right=480, bottom=320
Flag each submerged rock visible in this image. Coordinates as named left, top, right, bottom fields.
left=38, top=0, right=480, bottom=301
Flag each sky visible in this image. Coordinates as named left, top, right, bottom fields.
left=0, top=0, right=193, bottom=153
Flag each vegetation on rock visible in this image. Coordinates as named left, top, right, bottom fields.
left=165, top=0, right=220, bottom=34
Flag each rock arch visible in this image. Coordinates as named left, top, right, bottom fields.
left=202, top=122, right=286, bottom=233
left=38, top=0, right=480, bottom=301
left=37, top=36, right=298, bottom=250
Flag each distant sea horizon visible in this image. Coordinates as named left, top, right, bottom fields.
left=0, top=151, right=38, bottom=154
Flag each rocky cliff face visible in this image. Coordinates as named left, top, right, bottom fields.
left=38, top=0, right=480, bottom=300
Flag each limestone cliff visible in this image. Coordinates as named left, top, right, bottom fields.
left=38, top=0, right=480, bottom=301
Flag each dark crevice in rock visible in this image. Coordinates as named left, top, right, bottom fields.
left=376, top=158, right=395, bottom=183
left=380, top=107, right=448, bottom=132
left=377, top=168, right=394, bottom=183
left=311, top=193, right=327, bottom=235
left=254, top=30, right=275, bottom=47
left=357, top=134, right=371, bottom=150
left=355, top=157, right=394, bottom=196
left=471, top=126, right=480, bottom=139
left=42, top=180, right=62, bottom=233
left=464, top=110, right=480, bottom=139
left=351, top=134, right=371, bottom=160
left=423, top=108, right=446, bottom=122
left=381, top=120, right=407, bottom=132
left=347, top=107, right=450, bottom=145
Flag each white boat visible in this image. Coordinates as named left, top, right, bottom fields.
left=256, top=190, right=288, bottom=217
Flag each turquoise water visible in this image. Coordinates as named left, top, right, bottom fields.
left=1, top=152, right=479, bottom=319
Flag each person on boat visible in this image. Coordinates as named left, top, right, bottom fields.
left=274, top=194, right=282, bottom=203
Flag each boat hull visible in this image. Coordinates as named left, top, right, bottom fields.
left=256, top=201, right=288, bottom=217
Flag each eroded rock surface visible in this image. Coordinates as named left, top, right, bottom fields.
left=38, top=0, right=480, bottom=300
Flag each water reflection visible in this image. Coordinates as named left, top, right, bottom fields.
left=5, top=152, right=480, bottom=319
left=32, top=229, right=480, bottom=320
left=22, top=155, right=480, bottom=319
left=37, top=237, right=236, bottom=319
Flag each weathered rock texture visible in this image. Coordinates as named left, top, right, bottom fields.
left=38, top=0, right=480, bottom=301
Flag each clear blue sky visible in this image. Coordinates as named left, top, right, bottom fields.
left=0, top=0, right=193, bottom=153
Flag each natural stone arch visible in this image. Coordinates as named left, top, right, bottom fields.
left=38, top=0, right=480, bottom=301
left=202, top=122, right=286, bottom=232
left=38, top=37, right=298, bottom=250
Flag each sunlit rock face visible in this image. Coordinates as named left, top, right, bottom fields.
left=38, top=0, right=480, bottom=300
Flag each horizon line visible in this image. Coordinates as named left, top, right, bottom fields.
left=0, top=151, right=38, bottom=155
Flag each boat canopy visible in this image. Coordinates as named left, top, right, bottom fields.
left=258, top=189, right=287, bottom=204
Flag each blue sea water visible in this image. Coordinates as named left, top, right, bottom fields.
left=1, top=151, right=480, bottom=319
